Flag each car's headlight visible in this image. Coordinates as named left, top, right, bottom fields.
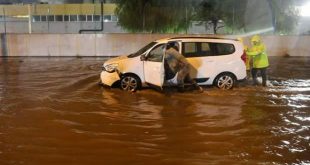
left=103, top=63, right=118, bottom=73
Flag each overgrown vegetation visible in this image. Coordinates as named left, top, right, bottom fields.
left=115, top=0, right=300, bottom=34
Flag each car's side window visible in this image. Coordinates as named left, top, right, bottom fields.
left=182, top=42, right=235, bottom=57
left=184, top=43, right=196, bottom=54
left=146, top=44, right=164, bottom=62
left=182, top=42, right=199, bottom=57
left=214, top=43, right=235, bottom=55
left=200, top=42, right=212, bottom=56
left=182, top=42, right=212, bottom=57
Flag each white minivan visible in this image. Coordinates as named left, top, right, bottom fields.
left=100, top=37, right=246, bottom=91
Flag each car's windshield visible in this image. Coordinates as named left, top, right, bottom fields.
left=128, top=42, right=157, bottom=58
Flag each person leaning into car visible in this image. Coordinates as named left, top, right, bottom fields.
left=246, top=35, right=269, bottom=87
left=164, top=42, right=202, bottom=92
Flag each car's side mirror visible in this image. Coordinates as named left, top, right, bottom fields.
left=140, top=54, right=147, bottom=61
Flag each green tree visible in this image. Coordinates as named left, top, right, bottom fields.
left=268, top=0, right=300, bottom=34
left=193, top=0, right=249, bottom=34
left=115, top=0, right=299, bottom=34
left=195, top=0, right=221, bottom=34
left=195, top=0, right=299, bottom=34
left=114, top=0, right=196, bottom=33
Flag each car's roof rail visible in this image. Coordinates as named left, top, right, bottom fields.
left=169, top=36, right=238, bottom=41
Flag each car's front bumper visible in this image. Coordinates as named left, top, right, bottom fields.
left=100, top=71, right=120, bottom=86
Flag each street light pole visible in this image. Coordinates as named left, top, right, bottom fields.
left=28, top=4, right=32, bottom=34
left=267, top=0, right=276, bottom=34
left=3, top=8, right=6, bottom=34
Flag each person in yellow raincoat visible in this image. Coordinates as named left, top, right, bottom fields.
left=246, top=35, right=269, bottom=86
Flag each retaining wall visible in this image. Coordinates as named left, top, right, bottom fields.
left=1, top=34, right=309, bottom=57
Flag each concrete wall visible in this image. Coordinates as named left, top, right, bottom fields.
left=261, top=36, right=310, bottom=57
left=1, top=33, right=310, bottom=57
left=0, top=21, right=220, bottom=34
left=242, top=36, right=310, bottom=57
left=0, top=22, right=125, bottom=34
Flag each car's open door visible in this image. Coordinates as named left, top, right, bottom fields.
left=142, top=44, right=165, bottom=89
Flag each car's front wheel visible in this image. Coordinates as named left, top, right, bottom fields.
left=214, top=73, right=236, bottom=90
left=120, top=74, right=141, bottom=91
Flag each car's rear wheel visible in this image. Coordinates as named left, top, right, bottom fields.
left=120, top=74, right=141, bottom=91
left=214, top=73, right=236, bottom=90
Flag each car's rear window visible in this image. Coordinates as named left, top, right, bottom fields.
left=182, top=42, right=235, bottom=57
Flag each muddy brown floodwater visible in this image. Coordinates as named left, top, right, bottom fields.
left=0, top=57, right=309, bottom=165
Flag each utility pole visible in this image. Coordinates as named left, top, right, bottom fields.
left=28, top=4, right=32, bottom=34
left=3, top=8, right=6, bottom=34
left=1, top=8, right=7, bottom=56
left=47, top=7, right=50, bottom=33
left=185, top=6, right=188, bottom=34
left=232, top=4, right=235, bottom=34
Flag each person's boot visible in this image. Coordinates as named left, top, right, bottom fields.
left=253, top=79, right=259, bottom=86
left=262, top=80, right=267, bottom=87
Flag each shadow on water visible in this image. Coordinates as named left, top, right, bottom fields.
left=0, top=57, right=309, bottom=165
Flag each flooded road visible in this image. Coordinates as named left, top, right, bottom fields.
left=0, top=57, right=309, bottom=165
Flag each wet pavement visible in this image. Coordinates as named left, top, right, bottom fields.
left=0, top=56, right=309, bottom=165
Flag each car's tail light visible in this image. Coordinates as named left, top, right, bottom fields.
left=241, top=51, right=246, bottom=64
